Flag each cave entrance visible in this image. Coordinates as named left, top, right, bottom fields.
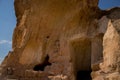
left=77, top=71, right=92, bottom=80
left=70, top=38, right=91, bottom=80
left=33, top=55, right=51, bottom=71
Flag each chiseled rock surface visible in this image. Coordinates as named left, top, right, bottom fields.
left=1, top=0, right=120, bottom=80
left=92, top=8, right=120, bottom=80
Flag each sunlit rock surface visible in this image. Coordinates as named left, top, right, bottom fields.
left=0, top=0, right=120, bottom=80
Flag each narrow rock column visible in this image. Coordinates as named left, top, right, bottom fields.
left=101, top=20, right=120, bottom=73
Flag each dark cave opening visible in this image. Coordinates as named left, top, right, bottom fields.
left=70, top=38, right=92, bottom=80
left=33, top=55, right=51, bottom=71
left=77, top=70, right=92, bottom=80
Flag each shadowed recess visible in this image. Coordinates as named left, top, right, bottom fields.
left=77, top=71, right=92, bottom=80
left=33, top=55, right=51, bottom=71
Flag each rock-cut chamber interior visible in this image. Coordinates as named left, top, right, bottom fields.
left=70, top=38, right=92, bottom=80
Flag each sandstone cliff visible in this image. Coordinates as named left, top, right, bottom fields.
left=0, top=0, right=120, bottom=80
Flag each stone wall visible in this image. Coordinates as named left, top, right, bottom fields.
left=0, top=0, right=120, bottom=80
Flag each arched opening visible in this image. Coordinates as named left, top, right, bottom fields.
left=98, top=0, right=120, bottom=10
left=70, top=38, right=92, bottom=80
left=33, top=55, right=51, bottom=71
left=0, top=0, right=16, bottom=64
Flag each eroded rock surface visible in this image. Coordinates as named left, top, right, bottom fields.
left=92, top=8, right=120, bottom=80
left=0, top=0, right=120, bottom=80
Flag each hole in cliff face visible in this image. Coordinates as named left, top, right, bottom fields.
left=46, top=36, right=50, bottom=39
left=77, top=71, right=92, bottom=80
left=33, top=55, right=51, bottom=71
left=70, top=38, right=91, bottom=80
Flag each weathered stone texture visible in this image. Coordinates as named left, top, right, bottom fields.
left=0, top=0, right=120, bottom=80
left=92, top=8, right=120, bottom=80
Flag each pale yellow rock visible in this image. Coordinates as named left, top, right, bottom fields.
left=92, top=8, right=120, bottom=80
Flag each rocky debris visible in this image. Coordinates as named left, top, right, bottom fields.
left=48, top=74, right=68, bottom=80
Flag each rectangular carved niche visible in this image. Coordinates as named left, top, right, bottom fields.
left=70, top=38, right=91, bottom=80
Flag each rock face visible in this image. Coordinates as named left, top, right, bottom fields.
left=92, top=8, right=120, bottom=80
left=0, top=0, right=120, bottom=80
